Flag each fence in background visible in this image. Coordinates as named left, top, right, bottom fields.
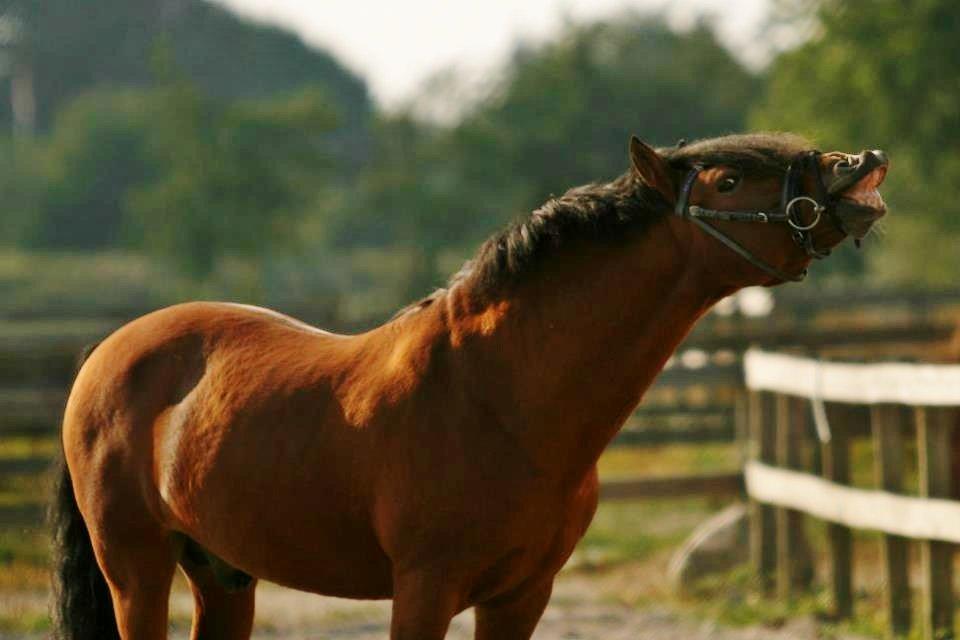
left=744, top=348, right=960, bottom=640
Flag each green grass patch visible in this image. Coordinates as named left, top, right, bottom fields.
left=0, top=528, right=50, bottom=572
left=0, top=437, right=58, bottom=461
left=0, top=610, right=50, bottom=634
left=598, top=442, right=738, bottom=479
left=0, top=470, right=49, bottom=510
left=684, top=566, right=824, bottom=627
left=574, top=497, right=717, bottom=569
left=679, top=565, right=891, bottom=639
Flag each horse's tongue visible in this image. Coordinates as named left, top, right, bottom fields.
left=841, top=166, right=887, bottom=210
left=859, top=165, right=887, bottom=189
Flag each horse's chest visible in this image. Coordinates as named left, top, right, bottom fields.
left=460, top=476, right=599, bottom=601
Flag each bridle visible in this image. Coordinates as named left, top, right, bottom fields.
left=674, top=150, right=842, bottom=283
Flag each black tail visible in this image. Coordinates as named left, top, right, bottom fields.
left=50, top=341, right=120, bottom=640
left=50, top=455, right=120, bottom=639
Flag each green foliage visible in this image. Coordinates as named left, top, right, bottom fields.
left=0, top=80, right=335, bottom=278
left=325, top=115, right=478, bottom=297
left=128, top=81, right=335, bottom=277
left=0, top=139, right=40, bottom=244
left=753, top=0, right=960, bottom=284
left=11, top=91, right=157, bottom=249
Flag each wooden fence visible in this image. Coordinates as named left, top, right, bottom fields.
left=744, top=348, right=960, bottom=639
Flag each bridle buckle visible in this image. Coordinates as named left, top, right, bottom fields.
left=785, top=196, right=823, bottom=231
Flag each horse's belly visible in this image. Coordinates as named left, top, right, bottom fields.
left=181, top=508, right=395, bottom=599
left=250, top=534, right=394, bottom=599
left=160, top=433, right=394, bottom=597
left=155, top=378, right=394, bottom=596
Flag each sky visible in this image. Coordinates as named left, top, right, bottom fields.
left=212, top=0, right=788, bottom=112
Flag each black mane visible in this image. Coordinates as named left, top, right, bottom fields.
left=397, top=132, right=814, bottom=316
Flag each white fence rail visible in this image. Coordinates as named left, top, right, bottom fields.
left=744, top=348, right=960, bottom=406
left=742, top=348, right=960, bottom=640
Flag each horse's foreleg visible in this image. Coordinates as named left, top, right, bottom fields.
left=179, top=556, right=257, bottom=640
left=390, top=570, right=462, bottom=640
left=474, top=580, right=553, bottom=640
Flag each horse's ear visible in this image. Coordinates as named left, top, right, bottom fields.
left=629, top=136, right=675, bottom=204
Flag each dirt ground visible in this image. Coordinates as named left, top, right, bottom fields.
left=206, top=581, right=845, bottom=640
left=0, top=562, right=873, bottom=640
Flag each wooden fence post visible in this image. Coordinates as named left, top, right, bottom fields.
left=871, top=405, right=912, bottom=637
left=735, top=390, right=749, bottom=467
left=775, top=395, right=808, bottom=600
left=749, top=390, right=776, bottom=593
left=916, top=406, right=955, bottom=640
left=821, top=403, right=854, bottom=619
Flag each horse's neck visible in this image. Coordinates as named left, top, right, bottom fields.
left=445, top=216, right=730, bottom=481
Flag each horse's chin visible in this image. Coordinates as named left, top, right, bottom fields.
left=836, top=200, right=886, bottom=239
left=834, top=164, right=887, bottom=239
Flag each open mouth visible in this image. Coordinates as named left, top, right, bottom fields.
left=829, top=152, right=889, bottom=239
left=839, top=164, right=887, bottom=213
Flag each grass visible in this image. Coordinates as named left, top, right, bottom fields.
left=0, top=437, right=58, bottom=461
left=0, top=610, right=48, bottom=634
left=574, top=497, right=715, bottom=569
left=598, top=442, right=738, bottom=478
left=0, top=469, right=49, bottom=513
left=667, top=513, right=960, bottom=640
left=677, top=562, right=908, bottom=640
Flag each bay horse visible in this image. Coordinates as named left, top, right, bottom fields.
left=52, top=133, right=888, bottom=639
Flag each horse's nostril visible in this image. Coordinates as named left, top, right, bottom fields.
left=833, top=158, right=856, bottom=175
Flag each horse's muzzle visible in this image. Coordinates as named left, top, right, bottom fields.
left=829, top=149, right=889, bottom=238
left=829, top=150, right=888, bottom=196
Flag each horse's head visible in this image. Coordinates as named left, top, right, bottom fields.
left=628, top=133, right=888, bottom=286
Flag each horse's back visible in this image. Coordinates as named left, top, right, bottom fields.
left=63, top=301, right=327, bottom=491
left=65, top=300, right=345, bottom=431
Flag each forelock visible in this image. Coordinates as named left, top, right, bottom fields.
left=662, top=132, right=815, bottom=176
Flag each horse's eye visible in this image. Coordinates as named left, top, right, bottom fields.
left=717, top=175, right=740, bottom=193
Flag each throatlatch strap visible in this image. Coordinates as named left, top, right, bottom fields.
left=689, top=217, right=805, bottom=283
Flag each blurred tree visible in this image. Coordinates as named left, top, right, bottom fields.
left=129, top=78, right=335, bottom=278
left=12, top=91, right=157, bottom=249
left=3, top=77, right=334, bottom=273
left=324, top=115, right=473, bottom=299
left=753, top=0, right=960, bottom=284
left=0, top=135, right=40, bottom=243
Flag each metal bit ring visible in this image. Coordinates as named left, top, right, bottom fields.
left=786, top=196, right=823, bottom=231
